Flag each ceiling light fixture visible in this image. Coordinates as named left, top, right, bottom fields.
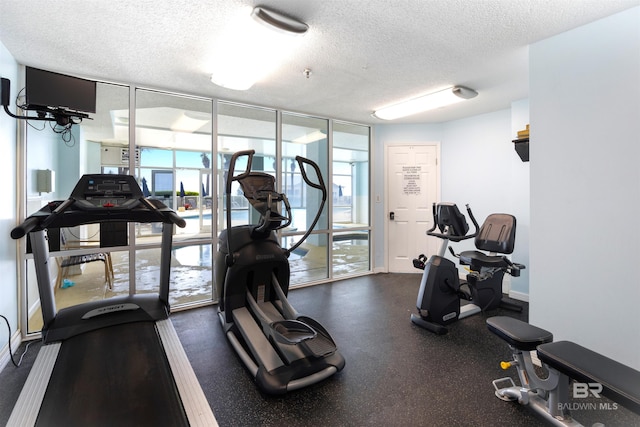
left=210, top=6, right=308, bottom=91
left=373, top=86, right=478, bottom=120
left=251, top=6, right=309, bottom=35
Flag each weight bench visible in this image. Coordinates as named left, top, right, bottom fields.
left=487, top=316, right=640, bottom=425
left=537, top=341, right=640, bottom=415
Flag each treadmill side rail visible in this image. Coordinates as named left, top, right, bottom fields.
left=156, top=319, right=218, bottom=427
left=7, top=343, right=61, bottom=427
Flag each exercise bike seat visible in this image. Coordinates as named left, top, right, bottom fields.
left=459, top=251, right=511, bottom=268
left=487, top=316, right=553, bottom=351
left=458, top=213, right=517, bottom=270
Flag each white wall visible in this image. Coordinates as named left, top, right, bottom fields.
left=373, top=124, right=443, bottom=271
left=0, top=40, right=19, bottom=367
left=441, top=108, right=530, bottom=296
left=373, top=110, right=530, bottom=296
left=529, top=6, right=640, bottom=370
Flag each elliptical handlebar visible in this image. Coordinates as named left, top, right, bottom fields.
left=222, top=150, right=328, bottom=262
left=225, top=150, right=254, bottom=195
left=286, top=156, right=327, bottom=256
left=296, top=155, right=326, bottom=194
left=224, top=149, right=255, bottom=266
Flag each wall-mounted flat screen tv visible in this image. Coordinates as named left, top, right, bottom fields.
left=25, top=67, right=96, bottom=114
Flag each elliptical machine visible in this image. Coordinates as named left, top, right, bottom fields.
left=215, top=150, right=345, bottom=395
left=410, top=203, right=524, bottom=335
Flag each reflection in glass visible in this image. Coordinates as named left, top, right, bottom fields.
left=217, top=102, right=276, bottom=231
left=332, top=122, right=370, bottom=280
left=134, top=246, right=212, bottom=307
left=333, top=231, right=370, bottom=278
left=135, top=89, right=213, bottom=242
left=282, top=113, right=329, bottom=233
left=27, top=250, right=130, bottom=334
left=333, top=122, right=370, bottom=228
left=285, top=233, right=329, bottom=286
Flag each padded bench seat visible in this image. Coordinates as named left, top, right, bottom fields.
left=537, top=341, right=640, bottom=415
left=486, top=316, right=553, bottom=351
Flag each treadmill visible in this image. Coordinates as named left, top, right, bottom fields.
left=9, top=174, right=217, bottom=427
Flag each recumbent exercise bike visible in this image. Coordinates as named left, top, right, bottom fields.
left=410, top=202, right=524, bottom=334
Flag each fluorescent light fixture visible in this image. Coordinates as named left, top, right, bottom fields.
left=292, top=130, right=326, bottom=144
left=210, top=6, right=308, bottom=90
left=373, top=86, right=478, bottom=120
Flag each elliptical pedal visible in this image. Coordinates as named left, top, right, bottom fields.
left=305, top=333, right=337, bottom=358
left=297, top=316, right=338, bottom=357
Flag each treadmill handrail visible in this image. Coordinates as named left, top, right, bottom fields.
left=11, top=196, right=184, bottom=240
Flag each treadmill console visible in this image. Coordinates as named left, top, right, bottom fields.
left=71, top=174, right=144, bottom=210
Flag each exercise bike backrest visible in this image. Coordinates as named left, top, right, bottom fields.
left=474, top=214, right=516, bottom=254
left=224, top=149, right=327, bottom=265
left=426, top=202, right=479, bottom=243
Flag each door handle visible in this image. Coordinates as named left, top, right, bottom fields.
left=389, top=212, right=395, bottom=220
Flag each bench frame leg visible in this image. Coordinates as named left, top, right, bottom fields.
left=493, top=345, right=580, bottom=426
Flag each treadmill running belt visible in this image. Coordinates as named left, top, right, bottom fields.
left=35, top=321, right=188, bottom=427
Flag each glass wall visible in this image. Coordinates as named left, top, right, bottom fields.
left=332, top=122, right=371, bottom=278
left=217, top=102, right=276, bottom=232
left=282, top=113, right=329, bottom=285
left=133, top=89, right=214, bottom=303
left=21, top=76, right=370, bottom=335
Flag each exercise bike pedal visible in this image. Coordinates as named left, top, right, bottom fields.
left=492, top=377, right=518, bottom=402
left=412, top=254, right=427, bottom=270
left=457, top=282, right=472, bottom=301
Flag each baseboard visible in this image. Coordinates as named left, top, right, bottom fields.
left=373, top=267, right=387, bottom=274
left=0, top=329, right=23, bottom=371
left=508, top=290, right=529, bottom=302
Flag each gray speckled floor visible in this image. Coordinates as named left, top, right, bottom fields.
left=1, top=273, right=638, bottom=426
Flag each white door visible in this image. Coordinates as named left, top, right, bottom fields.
left=387, top=145, right=440, bottom=273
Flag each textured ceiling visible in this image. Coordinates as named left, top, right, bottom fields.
left=0, top=0, right=638, bottom=124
